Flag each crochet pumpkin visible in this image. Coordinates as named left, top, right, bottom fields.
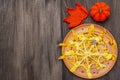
left=90, top=2, right=110, bottom=22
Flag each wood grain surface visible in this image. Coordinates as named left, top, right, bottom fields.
left=0, top=0, right=120, bottom=80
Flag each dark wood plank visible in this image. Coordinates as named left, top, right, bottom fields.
left=33, top=0, right=62, bottom=80
left=61, top=0, right=120, bottom=80
left=0, top=0, right=62, bottom=80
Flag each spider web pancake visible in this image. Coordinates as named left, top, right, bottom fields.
left=59, top=24, right=118, bottom=79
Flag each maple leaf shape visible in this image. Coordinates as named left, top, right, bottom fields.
left=64, top=2, right=88, bottom=28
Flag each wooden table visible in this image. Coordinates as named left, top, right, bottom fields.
left=0, top=0, right=120, bottom=80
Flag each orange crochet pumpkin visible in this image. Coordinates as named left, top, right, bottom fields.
left=90, top=2, right=110, bottom=22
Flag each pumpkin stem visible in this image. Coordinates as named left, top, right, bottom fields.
left=99, top=8, right=103, bottom=13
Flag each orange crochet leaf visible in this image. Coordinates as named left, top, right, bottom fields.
left=64, top=2, right=88, bottom=28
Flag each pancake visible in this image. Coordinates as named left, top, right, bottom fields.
left=59, top=24, right=118, bottom=79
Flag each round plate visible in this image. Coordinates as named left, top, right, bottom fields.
left=61, top=24, right=118, bottom=79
